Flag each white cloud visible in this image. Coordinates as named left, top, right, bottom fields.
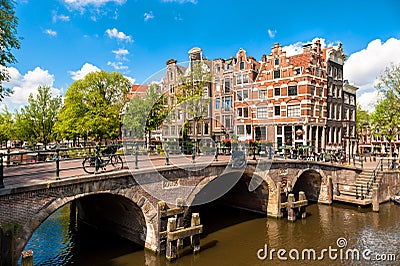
left=112, top=48, right=129, bottom=61
left=1, top=67, right=61, bottom=111
left=52, top=11, right=70, bottom=23
left=267, top=29, right=276, bottom=38
left=105, top=28, right=133, bottom=43
left=161, top=0, right=198, bottom=3
left=68, top=63, right=101, bottom=80
left=124, top=76, right=135, bottom=84
left=44, top=29, right=57, bottom=36
left=107, top=61, right=128, bottom=70
left=63, top=0, right=126, bottom=10
left=345, top=38, right=400, bottom=112
left=144, top=11, right=154, bottom=21
left=283, top=37, right=334, bottom=57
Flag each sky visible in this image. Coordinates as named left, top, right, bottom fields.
left=1, top=0, right=400, bottom=112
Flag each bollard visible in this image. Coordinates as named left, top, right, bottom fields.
left=135, top=143, right=139, bottom=169
left=21, top=250, right=34, bottom=266
left=0, top=155, right=4, bottom=188
left=55, top=148, right=60, bottom=180
left=191, top=213, right=201, bottom=253
left=166, top=218, right=177, bottom=261
left=287, top=194, right=296, bottom=222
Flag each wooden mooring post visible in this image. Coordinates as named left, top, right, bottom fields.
left=20, top=250, right=33, bottom=266
left=281, top=191, right=308, bottom=222
left=158, top=199, right=203, bottom=261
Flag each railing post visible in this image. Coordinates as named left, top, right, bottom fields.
left=361, top=156, right=363, bottom=168
left=252, top=144, right=256, bottom=160
left=192, top=145, right=196, bottom=163
left=6, top=148, right=10, bottom=167
left=380, top=159, right=383, bottom=171
left=95, top=145, right=100, bottom=174
left=356, top=185, right=359, bottom=199
left=0, top=155, right=4, bottom=188
left=135, top=142, right=139, bottom=169
left=165, top=143, right=170, bottom=166
left=56, top=148, right=60, bottom=180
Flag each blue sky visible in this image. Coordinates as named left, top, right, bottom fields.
left=2, top=0, right=400, bottom=111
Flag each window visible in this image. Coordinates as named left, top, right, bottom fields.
left=311, top=104, right=314, bottom=116
left=215, top=115, right=220, bottom=127
left=243, top=74, right=249, bottom=84
left=204, top=123, right=209, bottom=135
left=274, top=106, right=281, bottom=116
left=222, top=96, right=232, bottom=111
left=274, top=87, right=280, bottom=96
left=273, top=70, right=280, bottom=79
left=169, top=84, right=174, bottom=94
left=274, top=58, right=279, bottom=66
left=310, top=85, right=315, bottom=95
left=259, top=89, right=268, bottom=99
left=277, top=126, right=282, bottom=135
left=236, top=74, right=242, bottom=85
left=237, top=90, right=243, bottom=101
left=240, top=61, right=245, bottom=70
left=215, top=79, right=220, bottom=92
left=178, top=110, right=182, bottom=121
left=288, top=85, right=298, bottom=96
left=344, top=94, right=349, bottom=104
left=316, top=67, right=320, bottom=77
left=223, top=115, right=232, bottom=129
left=287, top=105, right=300, bottom=117
left=350, top=95, right=355, bottom=105
left=215, top=98, right=220, bottom=109
left=224, top=78, right=232, bottom=93
left=318, top=87, right=323, bottom=97
left=237, top=107, right=249, bottom=117
left=319, top=105, right=323, bottom=118
left=171, top=126, right=176, bottom=136
left=215, top=64, right=220, bottom=73
left=246, top=125, right=251, bottom=135
left=170, top=71, right=173, bottom=80
left=294, top=67, right=302, bottom=75
left=237, top=125, right=245, bottom=135
left=257, top=107, right=268, bottom=119
left=163, top=126, right=169, bottom=136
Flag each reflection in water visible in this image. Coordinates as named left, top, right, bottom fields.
left=24, top=202, right=400, bottom=265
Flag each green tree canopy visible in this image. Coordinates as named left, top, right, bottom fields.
left=0, top=107, right=13, bottom=145
left=55, top=70, right=131, bottom=142
left=356, top=104, right=370, bottom=139
left=376, top=63, right=400, bottom=97
left=124, top=84, right=168, bottom=140
left=371, top=91, right=400, bottom=156
left=15, top=86, right=62, bottom=145
left=0, top=0, right=21, bottom=100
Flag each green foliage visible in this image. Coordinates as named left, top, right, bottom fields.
left=376, top=63, right=400, bottom=97
left=0, top=107, right=13, bottom=143
left=124, top=83, right=169, bottom=140
left=0, top=0, right=21, bottom=101
left=55, top=70, right=131, bottom=141
left=371, top=91, right=400, bottom=156
left=15, top=86, right=62, bottom=144
left=356, top=104, right=370, bottom=138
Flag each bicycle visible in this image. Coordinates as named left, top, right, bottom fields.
left=82, top=146, right=123, bottom=174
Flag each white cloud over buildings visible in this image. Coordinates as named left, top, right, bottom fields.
left=68, top=63, right=101, bottom=80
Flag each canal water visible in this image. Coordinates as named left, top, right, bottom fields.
left=23, top=202, right=400, bottom=266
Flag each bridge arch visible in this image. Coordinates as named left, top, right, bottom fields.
left=15, top=190, right=158, bottom=263
left=291, top=168, right=327, bottom=202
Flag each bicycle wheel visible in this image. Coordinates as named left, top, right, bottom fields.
left=110, top=155, right=123, bottom=170
left=82, top=156, right=96, bottom=174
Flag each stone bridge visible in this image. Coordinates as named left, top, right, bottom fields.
left=0, top=159, right=362, bottom=265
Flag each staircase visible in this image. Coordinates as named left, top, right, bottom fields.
left=333, top=169, right=380, bottom=205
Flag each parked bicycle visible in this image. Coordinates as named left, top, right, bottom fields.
left=82, top=145, right=123, bottom=174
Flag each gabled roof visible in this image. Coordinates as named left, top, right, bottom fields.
left=127, top=84, right=148, bottom=99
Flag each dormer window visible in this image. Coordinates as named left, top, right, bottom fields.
left=274, top=58, right=279, bottom=66
left=240, top=61, right=245, bottom=70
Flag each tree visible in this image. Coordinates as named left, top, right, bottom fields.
left=371, top=91, right=400, bottom=157
left=18, top=86, right=62, bottom=145
left=0, top=107, right=13, bottom=147
left=55, top=70, right=131, bottom=142
left=376, top=63, right=400, bottom=97
left=0, top=0, right=21, bottom=100
left=356, top=104, right=370, bottom=152
left=124, top=84, right=169, bottom=142
left=175, top=61, right=212, bottom=153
